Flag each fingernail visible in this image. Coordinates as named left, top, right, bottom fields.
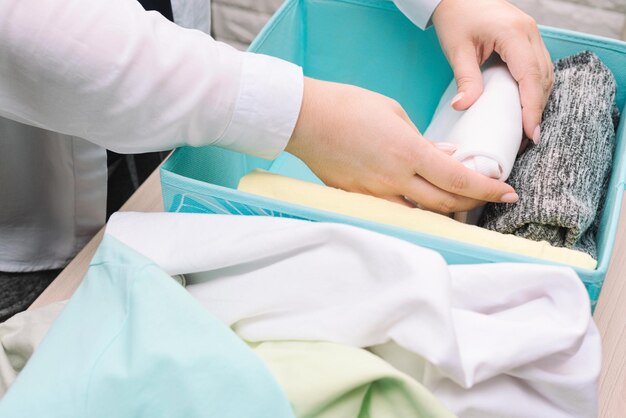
left=501, top=192, right=519, bottom=203
left=450, top=92, right=465, bottom=107
left=532, top=126, right=541, bottom=145
left=434, top=142, right=457, bottom=153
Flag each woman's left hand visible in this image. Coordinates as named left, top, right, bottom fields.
left=432, top=0, right=554, bottom=144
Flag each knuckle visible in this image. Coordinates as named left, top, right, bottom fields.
left=455, top=74, right=477, bottom=88
left=389, top=141, right=415, bottom=165
left=524, top=15, right=538, bottom=30
left=542, top=77, right=553, bottom=94
left=546, top=70, right=555, bottom=89
left=496, top=38, right=517, bottom=62
left=512, top=15, right=537, bottom=31
left=510, top=18, right=525, bottom=32
left=397, top=106, right=410, bottom=120
left=485, top=188, right=504, bottom=202
left=448, top=173, right=468, bottom=193
left=523, top=65, right=543, bottom=80
left=387, top=98, right=404, bottom=114
left=437, top=196, right=458, bottom=214
left=377, top=172, right=400, bottom=192
left=518, top=68, right=543, bottom=91
left=524, top=101, right=544, bottom=115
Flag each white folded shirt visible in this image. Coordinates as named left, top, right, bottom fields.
left=106, top=212, right=600, bottom=418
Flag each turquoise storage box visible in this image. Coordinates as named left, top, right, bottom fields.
left=160, top=0, right=626, bottom=307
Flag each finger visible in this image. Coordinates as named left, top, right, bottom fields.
left=527, top=40, right=551, bottom=144
left=403, top=175, right=485, bottom=214
left=538, top=35, right=555, bottom=101
left=415, top=145, right=518, bottom=203
left=531, top=32, right=554, bottom=109
left=531, top=29, right=554, bottom=88
left=496, top=35, right=545, bottom=142
left=448, top=43, right=484, bottom=110
left=397, top=108, right=457, bottom=156
left=384, top=195, right=417, bottom=208
left=433, top=142, right=457, bottom=155
left=531, top=39, right=549, bottom=94
left=519, top=68, right=545, bottom=143
left=399, top=114, right=459, bottom=159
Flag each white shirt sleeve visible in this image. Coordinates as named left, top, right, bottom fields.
left=393, top=0, right=443, bottom=29
left=0, top=0, right=303, bottom=159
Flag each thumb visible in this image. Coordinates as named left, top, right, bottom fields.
left=449, top=44, right=484, bottom=110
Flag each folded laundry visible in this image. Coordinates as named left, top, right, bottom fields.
left=252, top=340, right=456, bottom=418
left=0, top=235, right=295, bottom=418
left=238, top=169, right=597, bottom=269
left=2, top=213, right=599, bottom=417
left=0, top=308, right=455, bottom=418
left=105, top=212, right=601, bottom=418
left=480, top=51, right=619, bottom=258
left=0, top=301, right=65, bottom=396
left=424, top=58, right=522, bottom=182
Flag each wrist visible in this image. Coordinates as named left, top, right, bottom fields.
left=286, top=77, right=319, bottom=159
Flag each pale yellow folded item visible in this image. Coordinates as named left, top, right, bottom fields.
left=237, top=170, right=597, bottom=270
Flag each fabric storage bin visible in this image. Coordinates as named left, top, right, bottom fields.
left=160, top=0, right=626, bottom=308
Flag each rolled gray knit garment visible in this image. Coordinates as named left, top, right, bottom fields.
left=479, top=51, right=619, bottom=259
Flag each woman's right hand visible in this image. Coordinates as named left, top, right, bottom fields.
left=286, top=77, right=518, bottom=213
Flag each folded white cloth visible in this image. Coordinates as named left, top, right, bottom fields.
left=424, top=60, right=522, bottom=181
left=106, top=212, right=600, bottom=418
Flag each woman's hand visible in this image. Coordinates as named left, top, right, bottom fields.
left=432, top=0, right=554, bottom=143
left=286, top=77, right=518, bottom=213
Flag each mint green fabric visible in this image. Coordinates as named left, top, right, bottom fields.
left=0, top=299, right=457, bottom=418
left=0, top=235, right=295, bottom=418
left=252, top=341, right=456, bottom=418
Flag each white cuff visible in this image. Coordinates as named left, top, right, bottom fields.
left=393, top=0, right=442, bottom=29
left=214, top=53, right=304, bottom=160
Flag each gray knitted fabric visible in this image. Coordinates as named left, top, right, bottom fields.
left=0, top=270, right=59, bottom=323
left=479, top=51, right=619, bottom=259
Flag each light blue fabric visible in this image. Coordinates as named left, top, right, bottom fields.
left=0, top=235, right=295, bottom=418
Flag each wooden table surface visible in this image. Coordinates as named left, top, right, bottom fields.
left=29, top=168, right=626, bottom=417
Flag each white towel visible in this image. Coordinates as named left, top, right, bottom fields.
left=424, top=60, right=523, bottom=181
left=106, top=212, right=600, bottom=418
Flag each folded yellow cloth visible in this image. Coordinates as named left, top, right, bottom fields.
left=238, top=170, right=597, bottom=270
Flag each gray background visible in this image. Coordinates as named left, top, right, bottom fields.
left=211, top=0, right=626, bottom=48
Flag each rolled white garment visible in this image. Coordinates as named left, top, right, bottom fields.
left=105, top=212, right=600, bottom=418
left=424, top=60, right=523, bottom=181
